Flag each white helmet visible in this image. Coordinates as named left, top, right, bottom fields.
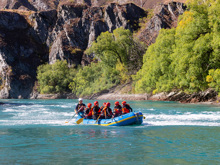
left=78, top=98, right=83, bottom=101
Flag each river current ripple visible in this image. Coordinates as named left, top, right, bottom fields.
left=1, top=99, right=220, bottom=164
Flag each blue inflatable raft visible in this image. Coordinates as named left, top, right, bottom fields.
left=76, top=112, right=143, bottom=126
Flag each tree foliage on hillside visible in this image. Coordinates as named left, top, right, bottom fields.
left=69, top=27, right=145, bottom=96
left=134, top=0, right=220, bottom=94
left=86, top=27, right=145, bottom=74
left=37, top=60, right=77, bottom=94
left=37, top=28, right=145, bottom=96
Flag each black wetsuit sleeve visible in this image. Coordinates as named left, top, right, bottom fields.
left=75, top=104, right=79, bottom=110
left=126, top=105, right=132, bottom=112
left=76, top=104, right=85, bottom=112
left=129, top=106, right=133, bottom=112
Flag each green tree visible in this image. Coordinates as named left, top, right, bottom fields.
left=37, top=60, right=77, bottom=94
left=68, top=27, right=146, bottom=96
left=134, top=28, right=176, bottom=93
left=134, top=0, right=220, bottom=94
left=69, top=62, right=119, bottom=96
left=206, top=69, right=220, bottom=94
left=86, top=27, right=146, bottom=73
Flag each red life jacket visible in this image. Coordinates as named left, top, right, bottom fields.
left=114, top=105, right=122, bottom=115
left=122, top=104, right=131, bottom=114
left=87, top=108, right=93, bottom=117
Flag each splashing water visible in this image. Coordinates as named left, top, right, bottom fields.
left=1, top=99, right=220, bottom=127
left=1, top=99, right=220, bottom=164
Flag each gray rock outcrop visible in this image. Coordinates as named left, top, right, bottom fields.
left=0, top=2, right=186, bottom=99
left=138, top=2, right=186, bottom=46
left=0, top=0, right=59, bottom=11
left=0, top=11, right=48, bottom=98
left=48, top=3, right=147, bottom=65
left=0, top=3, right=147, bottom=98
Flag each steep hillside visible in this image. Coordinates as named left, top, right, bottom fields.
left=0, top=0, right=186, bottom=11
left=0, top=2, right=147, bottom=98
left=137, top=2, right=186, bottom=46
left=0, top=1, right=186, bottom=98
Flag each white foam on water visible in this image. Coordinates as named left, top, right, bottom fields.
left=142, top=112, right=220, bottom=126
left=147, top=108, right=155, bottom=111
left=0, top=103, right=76, bottom=126
left=145, top=113, right=220, bottom=121
left=56, top=105, right=71, bottom=108
left=142, top=120, right=220, bottom=126
left=1, top=101, right=220, bottom=127
left=0, top=119, right=77, bottom=126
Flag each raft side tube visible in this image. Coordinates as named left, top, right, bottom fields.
left=76, top=112, right=143, bottom=126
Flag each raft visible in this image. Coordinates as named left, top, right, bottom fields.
left=76, top=112, right=143, bottom=126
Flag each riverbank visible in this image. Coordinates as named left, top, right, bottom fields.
left=29, top=88, right=220, bottom=106
left=91, top=88, right=220, bottom=105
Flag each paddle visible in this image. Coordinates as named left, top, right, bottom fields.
left=95, top=114, right=101, bottom=124
left=65, top=113, right=77, bottom=123
left=95, top=107, right=106, bottom=123
left=75, top=107, right=85, bottom=124
left=66, top=106, right=84, bottom=124
left=76, top=118, right=84, bottom=124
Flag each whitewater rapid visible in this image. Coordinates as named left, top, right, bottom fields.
left=1, top=100, right=220, bottom=127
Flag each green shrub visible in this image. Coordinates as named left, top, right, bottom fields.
left=207, top=69, right=220, bottom=94
left=37, top=60, right=77, bottom=94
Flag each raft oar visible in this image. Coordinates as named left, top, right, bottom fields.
left=71, top=107, right=85, bottom=124
left=95, top=114, right=101, bottom=124
left=76, top=118, right=84, bottom=124
left=65, top=113, right=77, bottom=123
left=96, top=108, right=106, bottom=124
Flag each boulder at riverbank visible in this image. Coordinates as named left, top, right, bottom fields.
left=29, top=87, right=220, bottom=105
left=31, top=93, right=77, bottom=99
left=93, top=88, right=219, bottom=105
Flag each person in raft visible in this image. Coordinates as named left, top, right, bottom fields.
left=100, top=102, right=106, bottom=111
left=121, top=101, right=133, bottom=114
left=84, top=103, right=92, bottom=119
left=99, top=102, right=113, bottom=119
left=92, top=101, right=101, bottom=120
left=113, top=101, right=122, bottom=117
left=75, top=98, right=86, bottom=117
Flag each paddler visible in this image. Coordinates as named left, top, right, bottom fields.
left=92, top=101, right=101, bottom=120
left=121, top=101, right=133, bottom=114
left=100, top=102, right=106, bottom=111
left=100, top=102, right=113, bottom=119
left=84, top=103, right=92, bottom=119
left=113, top=101, right=122, bottom=117
left=75, top=98, right=86, bottom=117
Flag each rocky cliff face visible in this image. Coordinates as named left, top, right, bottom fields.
left=0, top=0, right=59, bottom=11
left=0, top=11, right=48, bottom=98
left=0, top=0, right=186, bottom=11
left=48, top=3, right=147, bottom=65
left=0, top=1, right=186, bottom=99
left=113, top=0, right=186, bottom=9
left=0, top=2, right=149, bottom=98
left=138, top=2, right=186, bottom=46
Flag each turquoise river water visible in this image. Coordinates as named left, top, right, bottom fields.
left=1, top=99, right=220, bottom=165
